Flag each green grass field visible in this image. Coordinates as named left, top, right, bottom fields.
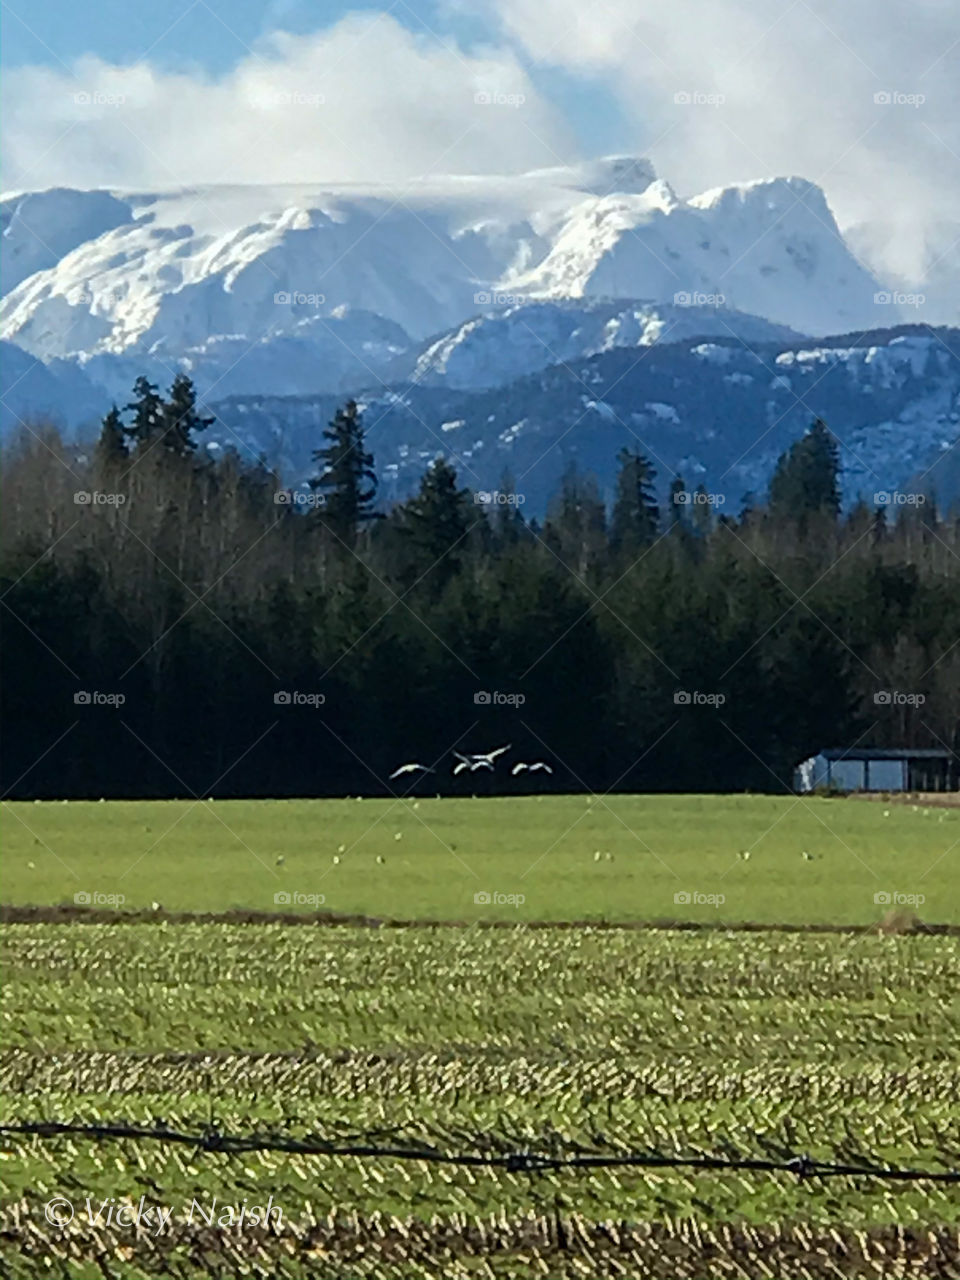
left=3, top=922, right=959, bottom=1276
left=4, top=793, right=956, bottom=924
left=4, top=795, right=958, bottom=1276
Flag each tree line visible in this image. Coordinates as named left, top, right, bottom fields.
left=2, top=375, right=958, bottom=798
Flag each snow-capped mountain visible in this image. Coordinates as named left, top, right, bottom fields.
left=0, top=157, right=891, bottom=387
left=509, top=176, right=888, bottom=336
left=208, top=327, right=960, bottom=514
left=397, top=299, right=802, bottom=390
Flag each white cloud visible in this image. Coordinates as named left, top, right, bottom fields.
left=1, top=15, right=570, bottom=191
left=488, top=0, right=960, bottom=286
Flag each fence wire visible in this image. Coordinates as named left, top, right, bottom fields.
left=3, top=1121, right=958, bottom=1183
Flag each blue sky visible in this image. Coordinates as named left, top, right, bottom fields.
left=1, top=0, right=956, bottom=288
left=0, top=0, right=630, bottom=156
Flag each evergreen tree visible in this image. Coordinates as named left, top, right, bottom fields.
left=610, top=448, right=659, bottom=553
left=123, top=377, right=165, bottom=448
left=162, top=374, right=213, bottom=455
left=95, top=405, right=128, bottom=469
left=310, top=400, right=378, bottom=548
left=399, top=458, right=471, bottom=591
left=768, top=417, right=841, bottom=522
left=544, top=464, right=607, bottom=577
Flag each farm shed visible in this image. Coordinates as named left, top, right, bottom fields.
left=794, top=747, right=957, bottom=794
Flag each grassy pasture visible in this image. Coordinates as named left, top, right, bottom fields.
left=3, top=793, right=956, bottom=924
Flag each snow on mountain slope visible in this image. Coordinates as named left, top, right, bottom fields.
left=0, top=159, right=890, bottom=385
left=208, top=327, right=960, bottom=515
left=402, top=298, right=802, bottom=390
left=510, top=177, right=885, bottom=336
left=0, top=188, right=134, bottom=296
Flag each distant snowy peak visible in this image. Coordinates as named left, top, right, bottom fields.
left=0, top=159, right=894, bottom=387
left=512, top=176, right=885, bottom=336
left=405, top=298, right=803, bottom=390
left=0, top=188, right=134, bottom=295
left=520, top=155, right=658, bottom=196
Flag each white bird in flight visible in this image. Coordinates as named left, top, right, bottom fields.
left=512, top=761, right=553, bottom=775
left=389, top=762, right=435, bottom=779
left=453, top=758, right=495, bottom=775
left=454, top=745, right=511, bottom=768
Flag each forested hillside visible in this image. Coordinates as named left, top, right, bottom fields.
left=3, top=380, right=958, bottom=798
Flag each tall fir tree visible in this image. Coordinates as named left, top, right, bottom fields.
left=399, top=457, right=471, bottom=590
left=768, top=417, right=841, bottom=522
left=95, top=405, right=128, bottom=470
left=162, top=374, right=213, bottom=455
left=610, top=448, right=659, bottom=554
left=123, top=376, right=165, bottom=449
left=310, top=400, right=378, bottom=548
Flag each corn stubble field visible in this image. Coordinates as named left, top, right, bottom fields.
left=3, top=795, right=959, bottom=1277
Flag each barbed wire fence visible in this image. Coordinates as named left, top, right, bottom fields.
left=3, top=1120, right=958, bottom=1184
